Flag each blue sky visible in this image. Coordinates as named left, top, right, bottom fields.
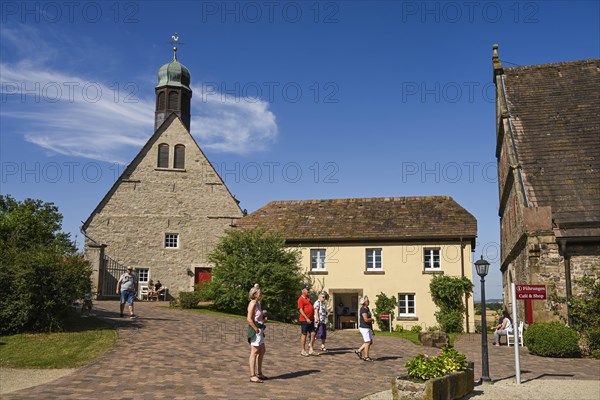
left=1, top=1, right=598, bottom=300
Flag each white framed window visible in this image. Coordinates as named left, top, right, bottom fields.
left=424, top=248, right=441, bottom=270
left=398, top=293, right=416, bottom=317
left=366, top=248, right=382, bottom=270
left=136, top=268, right=149, bottom=283
left=310, top=249, right=326, bottom=270
left=165, top=233, right=179, bottom=248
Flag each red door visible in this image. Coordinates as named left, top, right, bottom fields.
left=194, top=268, right=212, bottom=290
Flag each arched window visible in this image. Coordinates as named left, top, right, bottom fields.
left=168, top=91, right=179, bottom=110
left=158, top=143, right=169, bottom=168
left=157, top=92, right=165, bottom=111
left=174, top=144, right=185, bottom=169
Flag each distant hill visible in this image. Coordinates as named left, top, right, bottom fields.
left=474, top=299, right=504, bottom=304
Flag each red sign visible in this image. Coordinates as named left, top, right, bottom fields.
left=379, top=314, right=390, bottom=320
left=516, top=284, right=547, bottom=300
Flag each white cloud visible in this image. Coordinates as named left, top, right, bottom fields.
left=0, top=26, right=279, bottom=163
left=0, top=61, right=154, bottom=164
left=191, top=90, right=278, bottom=154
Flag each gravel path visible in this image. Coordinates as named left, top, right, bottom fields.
left=0, top=368, right=76, bottom=395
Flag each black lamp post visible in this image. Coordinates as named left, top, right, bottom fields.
left=475, top=255, right=491, bottom=382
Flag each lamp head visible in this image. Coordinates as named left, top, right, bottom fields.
left=475, top=255, right=490, bottom=278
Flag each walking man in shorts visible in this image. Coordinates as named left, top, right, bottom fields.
left=298, top=285, right=316, bottom=356
left=116, top=266, right=138, bottom=319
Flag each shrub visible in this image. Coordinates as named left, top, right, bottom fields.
left=434, top=309, right=464, bottom=333
left=199, top=228, right=304, bottom=322
left=374, top=292, right=396, bottom=331
left=405, top=346, right=468, bottom=381
left=394, top=325, right=404, bottom=333
left=523, top=322, right=580, bottom=358
left=177, top=291, right=203, bottom=309
left=549, top=277, right=600, bottom=355
left=0, top=196, right=92, bottom=335
left=429, top=275, right=473, bottom=333
left=410, top=325, right=422, bottom=333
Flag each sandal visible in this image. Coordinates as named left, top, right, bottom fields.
left=362, top=357, right=374, bottom=362
left=320, top=346, right=328, bottom=352
left=257, top=374, right=268, bottom=380
left=354, top=349, right=363, bottom=359
left=249, top=375, right=263, bottom=383
left=301, top=351, right=309, bottom=356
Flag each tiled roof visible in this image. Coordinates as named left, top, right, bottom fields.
left=503, top=59, right=600, bottom=231
left=235, top=196, right=477, bottom=243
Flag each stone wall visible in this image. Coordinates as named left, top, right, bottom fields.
left=84, top=117, right=243, bottom=295
left=503, top=231, right=600, bottom=323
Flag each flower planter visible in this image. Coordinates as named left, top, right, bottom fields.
left=393, top=362, right=474, bottom=400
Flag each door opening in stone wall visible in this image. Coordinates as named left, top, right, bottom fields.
left=195, top=268, right=212, bottom=290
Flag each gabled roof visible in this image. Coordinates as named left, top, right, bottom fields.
left=502, top=59, right=600, bottom=235
left=82, top=113, right=241, bottom=231
left=235, top=196, right=477, bottom=245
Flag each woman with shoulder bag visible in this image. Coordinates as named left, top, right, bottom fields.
left=247, top=284, right=267, bottom=383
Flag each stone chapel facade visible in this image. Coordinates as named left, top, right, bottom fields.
left=83, top=47, right=243, bottom=298
left=492, top=45, right=600, bottom=324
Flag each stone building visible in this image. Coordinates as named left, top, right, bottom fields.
left=235, top=196, right=478, bottom=332
left=83, top=45, right=243, bottom=298
left=492, top=45, right=600, bottom=324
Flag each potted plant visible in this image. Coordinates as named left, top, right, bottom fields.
left=393, top=347, right=474, bottom=400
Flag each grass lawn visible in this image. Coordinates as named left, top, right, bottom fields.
left=0, top=313, right=117, bottom=369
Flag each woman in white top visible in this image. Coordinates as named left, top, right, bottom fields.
left=313, top=291, right=329, bottom=352
left=493, top=310, right=513, bottom=346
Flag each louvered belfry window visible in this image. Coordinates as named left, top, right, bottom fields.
left=157, top=92, right=165, bottom=111
left=174, top=144, right=185, bottom=169
left=168, top=91, right=179, bottom=110
left=158, top=143, right=169, bottom=168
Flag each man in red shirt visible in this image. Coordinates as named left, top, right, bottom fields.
left=298, top=285, right=316, bottom=356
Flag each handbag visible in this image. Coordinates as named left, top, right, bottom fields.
left=247, top=321, right=266, bottom=343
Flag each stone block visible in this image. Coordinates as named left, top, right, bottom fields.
left=419, top=331, right=449, bottom=348
left=394, top=363, right=474, bottom=400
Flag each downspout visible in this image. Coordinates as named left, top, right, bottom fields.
left=460, top=237, right=470, bottom=333
left=559, top=239, right=573, bottom=326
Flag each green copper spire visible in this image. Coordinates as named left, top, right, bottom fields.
left=156, top=33, right=191, bottom=90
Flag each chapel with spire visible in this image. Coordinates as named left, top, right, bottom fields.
left=83, top=34, right=243, bottom=299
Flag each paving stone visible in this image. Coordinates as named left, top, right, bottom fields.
left=3, top=301, right=599, bottom=399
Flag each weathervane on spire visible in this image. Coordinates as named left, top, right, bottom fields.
left=169, top=33, right=184, bottom=60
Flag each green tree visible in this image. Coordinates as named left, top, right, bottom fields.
left=429, top=275, right=473, bottom=333
left=199, top=228, right=305, bottom=322
left=374, top=292, right=396, bottom=331
left=0, top=195, right=92, bottom=335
